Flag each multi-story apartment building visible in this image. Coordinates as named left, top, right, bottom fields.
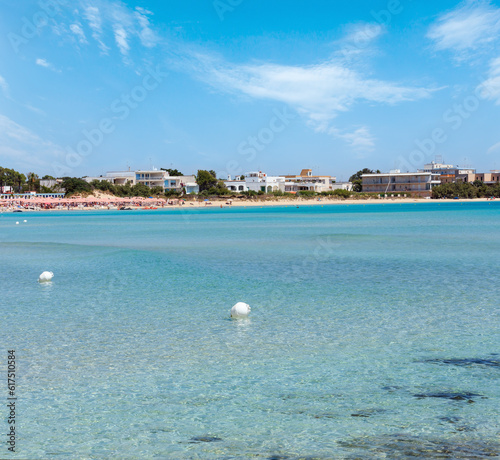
left=283, top=169, right=337, bottom=193
left=362, top=170, right=441, bottom=197
left=135, top=170, right=198, bottom=194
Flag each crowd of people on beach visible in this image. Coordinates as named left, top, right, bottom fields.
left=0, top=196, right=186, bottom=211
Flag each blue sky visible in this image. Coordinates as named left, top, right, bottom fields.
left=1, top=0, right=500, bottom=180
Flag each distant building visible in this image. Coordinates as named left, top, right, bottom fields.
left=83, top=169, right=198, bottom=194
left=420, top=161, right=454, bottom=172
left=135, top=170, right=198, bottom=194
left=362, top=170, right=441, bottom=197
left=418, top=161, right=476, bottom=184
left=331, top=182, right=353, bottom=192
left=0, top=192, right=65, bottom=199
left=135, top=170, right=167, bottom=188
left=84, top=171, right=136, bottom=185
left=283, top=169, right=337, bottom=193
left=473, top=171, right=500, bottom=185
left=39, top=178, right=65, bottom=192
left=245, top=171, right=285, bottom=193
left=224, top=176, right=248, bottom=193
left=83, top=176, right=114, bottom=184
left=106, top=171, right=136, bottom=185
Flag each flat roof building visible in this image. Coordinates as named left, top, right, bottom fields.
left=135, top=170, right=198, bottom=194
left=362, top=170, right=441, bottom=197
left=283, top=169, right=337, bottom=193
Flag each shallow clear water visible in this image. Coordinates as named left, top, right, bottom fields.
left=1, top=202, right=499, bottom=459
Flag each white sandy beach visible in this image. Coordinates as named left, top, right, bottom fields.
left=1, top=194, right=496, bottom=212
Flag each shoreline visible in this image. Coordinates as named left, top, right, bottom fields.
left=1, top=197, right=497, bottom=212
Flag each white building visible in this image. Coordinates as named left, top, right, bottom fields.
left=83, top=171, right=136, bottom=185
left=224, top=176, right=248, bottom=193
left=331, top=182, right=353, bottom=192
left=362, top=170, right=441, bottom=197
left=164, top=175, right=198, bottom=194
left=39, top=179, right=65, bottom=191
left=245, top=171, right=286, bottom=193
left=106, top=171, right=136, bottom=185
left=135, top=170, right=198, bottom=194
left=420, top=161, right=454, bottom=172
left=83, top=176, right=114, bottom=184
left=84, top=169, right=198, bottom=194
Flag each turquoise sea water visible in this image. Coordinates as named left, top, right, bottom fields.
left=1, top=202, right=499, bottom=459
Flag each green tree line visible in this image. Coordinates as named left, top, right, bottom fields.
left=432, top=181, right=500, bottom=199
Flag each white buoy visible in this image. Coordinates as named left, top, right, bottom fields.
left=38, top=271, right=54, bottom=283
left=16, top=222, right=19, bottom=225
left=23, top=220, right=27, bottom=223
left=230, top=302, right=251, bottom=319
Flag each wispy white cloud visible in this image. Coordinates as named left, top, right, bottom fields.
left=0, top=114, right=64, bottom=169
left=83, top=5, right=109, bottom=53
left=24, top=104, right=46, bottom=116
left=76, top=1, right=158, bottom=60
left=428, top=0, right=500, bottom=59
left=341, top=22, right=385, bottom=48
left=84, top=5, right=102, bottom=34
left=135, top=7, right=158, bottom=48
left=477, top=56, right=500, bottom=102
left=113, top=26, right=129, bottom=55
left=36, top=58, right=50, bottom=68
left=487, top=140, right=500, bottom=155
left=35, top=58, right=60, bottom=72
left=181, top=51, right=434, bottom=145
left=329, top=126, right=376, bottom=155
left=70, top=23, right=87, bottom=44
left=332, top=22, right=386, bottom=62
left=0, top=75, right=9, bottom=98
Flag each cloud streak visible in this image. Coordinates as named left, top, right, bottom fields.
left=0, top=114, right=65, bottom=169
left=83, top=5, right=109, bottom=53
left=329, top=126, right=376, bottom=155
left=36, top=58, right=50, bottom=68
left=113, top=26, right=129, bottom=55
left=0, top=75, right=9, bottom=97
left=477, top=56, right=500, bottom=103
left=428, top=0, right=500, bottom=58
left=70, top=23, right=88, bottom=44
left=35, top=58, right=59, bottom=72
left=181, top=51, right=435, bottom=145
left=77, top=1, right=159, bottom=60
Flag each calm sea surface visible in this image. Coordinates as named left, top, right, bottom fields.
left=1, top=202, right=499, bottom=459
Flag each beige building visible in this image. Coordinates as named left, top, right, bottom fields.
left=283, top=169, right=337, bottom=193
left=473, top=171, right=500, bottom=184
